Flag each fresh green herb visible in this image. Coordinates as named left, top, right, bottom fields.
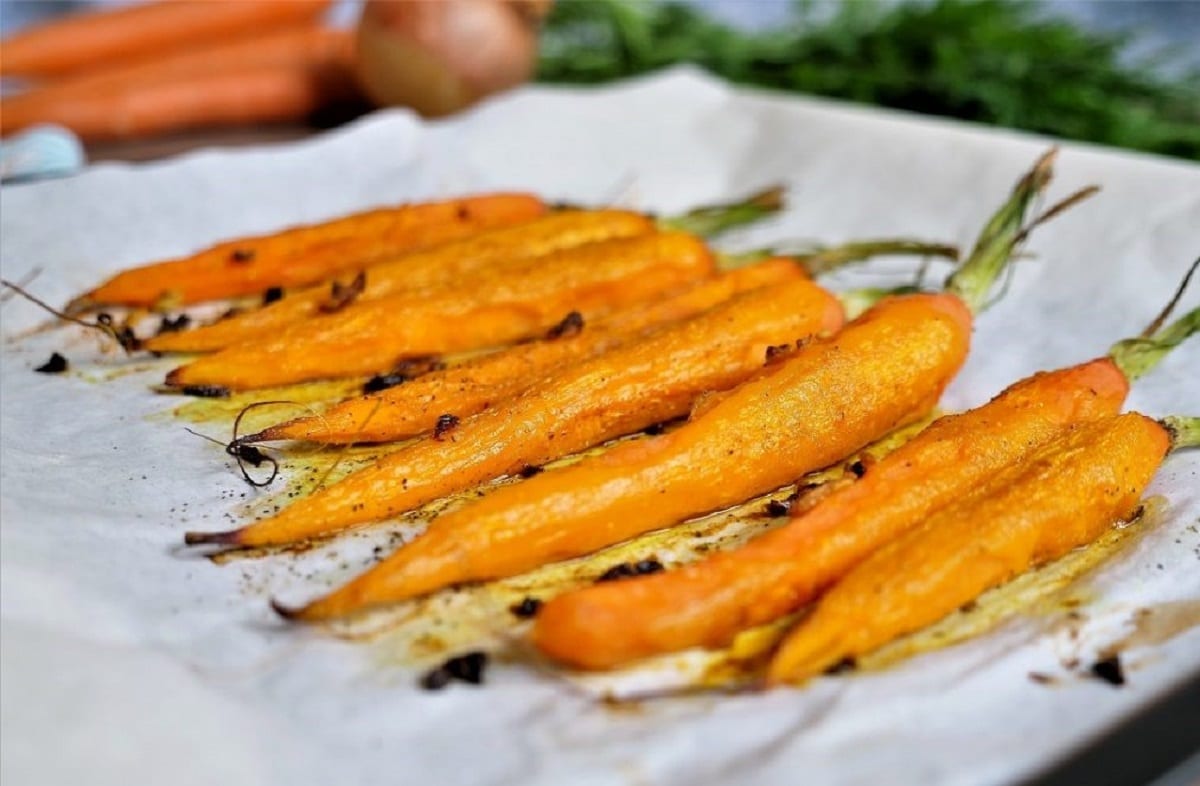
left=538, top=0, right=1200, bottom=159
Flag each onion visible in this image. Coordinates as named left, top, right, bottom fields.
left=355, top=0, right=551, bottom=118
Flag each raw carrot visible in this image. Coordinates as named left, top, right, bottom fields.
left=142, top=209, right=654, bottom=352
left=0, top=27, right=354, bottom=137
left=242, top=258, right=807, bottom=444
left=531, top=263, right=1196, bottom=668
left=164, top=231, right=716, bottom=390
left=271, top=149, right=1075, bottom=622
left=766, top=412, right=1191, bottom=684
left=0, top=59, right=356, bottom=143
left=186, top=275, right=845, bottom=548
left=0, top=0, right=331, bottom=79
left=70, top=193, right=548, bottom=311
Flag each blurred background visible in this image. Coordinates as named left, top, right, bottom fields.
left=1, top=0, right=1198, bottom=173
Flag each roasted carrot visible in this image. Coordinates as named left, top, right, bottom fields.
left=0, top=27, right=354, bottom=138
left=271, top=149, right=1079, bottom=622
left=766, top=412, right=1196, bottom=684
left=142, top=209, right=654, bottom=352
left=141, top=188, right=794, bottom=350
left=242, top=258, right=807, bottom=444
left=69, top=193, right=547, bottom=311
left=164, top=231, right=716, bottom=390
left=532, top=298, right=1197, bottom=669
left=275, top=292, right=967, bottom=619
left=186, top=275, right=845, bottom=548
left=0, top=1, right=331, bottom=79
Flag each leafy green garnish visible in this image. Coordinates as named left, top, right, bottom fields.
left=538, top=0, right=1200, bottom=159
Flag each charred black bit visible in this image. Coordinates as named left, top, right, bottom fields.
left=363, top=372, right=409, bottom=394
left=1089, top=654, right=1126, bottom=686
left=824, top=656, right=858, bottom=675
left=848, top=459, right=867, bottom=478
left=419, top=667, right=452, bottom=691
left=262, top=286, right=285, bottom=305
left=510, top=597, right=543, bottom=618
left=545, top=311, right=585, bottom=340
left=597, top=559, right=664, bottom=582
left=157, top=313, right=191, bottom=335
left=518, top=464, right=544, bottom=478
left=231, top=444, right=269, bottom=467
left=181, top=385, right=231, bottom=398
left=959, top=599, right=978, bottom=613
left=764, top=499, right=790, bottom=517
left=319, top=271, right=367, bottom=313
left=394, top=355, right=446, bottom=378
left=35, top=352, right=68, bottom=373
left=643, top=422, right=667, bottom=436
left=95, top=313, right=142, bottom=352
left=219, top=307, right=243, bottom=321
left=434, top=413, right=460, bottom=439
left=431, top=651, right=489, bottom=685
left=764, top=342, right=793, bottom=363
left=230, top=248, right=256, bottom=264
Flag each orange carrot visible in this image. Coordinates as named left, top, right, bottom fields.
left=243, top=258, right=806, bottom=444
left=767, top=412, right=1182, bottom=684
left=274, top=292, right=967, bottom=620
left=0, top=26, right=354, bottom=137
left=1, top=0, right=331, bottom=79
left=141, top=209, right=653, bottom=352
left=185, top=275, right=845, bottom=549
left=162, top=231, right=716, bottom=391
left=270, top=149, right=1078, bottom=622
left=0, top=58, right=356, bottom=143
left=70, top=193, right=548, bottom=310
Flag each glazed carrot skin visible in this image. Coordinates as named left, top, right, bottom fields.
left=279, top=293, right=969, bottom=620
left=766, top=413, right=1169, bottom=684
left=73, top=193, right=547, bottom=310
left=191, top=276, right=844, bottom=548
left=0, top=27, right=354, bottom=138
left=143, top=209, right=653, bottom=352
left=0, top=1, right=331, bottom=79
left=164, top=231, right=715, bottom=390
left=532, top=357, right=1129, bottom=669
left=249, top=259, right=805, bottom=444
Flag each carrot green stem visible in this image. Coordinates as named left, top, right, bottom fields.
left=944, top=148, right=1063, bottom=314
left=1161, top=416, right=1200, bottom=451
left=659, top=185, right=785, bottom=237
left=717, top=238, right=959, bottom=274
left=838, top=285, right=921, bottom=320
left=1109, top=305, right=1200, bottom=382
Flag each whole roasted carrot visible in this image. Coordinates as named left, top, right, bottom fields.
left=186, top=275, right=845, bottom=548
left=271, top=149, right=1079, bottom=622
left=142, top=188, right=792, bottom=351
left=242, top=258, right=806, bottom=444
left=164, top=231, right=716, bottom=390
left=142, top=209, right=653, bottom=352
left=766, top=412, right=1197, bottom=684
left=0, top=1, right=331, bottom=79
left=532, top=297, right=1197, bottom=669
left=69, top=193, right=547, bottom=311
left=0, top=27, right=354, bottom=138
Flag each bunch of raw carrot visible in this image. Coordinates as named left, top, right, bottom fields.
left=23, top=149, right=1197, bottom=692
left=0, top=1, right=357, bottom=142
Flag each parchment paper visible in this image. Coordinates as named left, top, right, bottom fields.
left=2, top=68, right=1198, bottom=786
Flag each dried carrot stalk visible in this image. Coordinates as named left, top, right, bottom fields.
left=164, top=232, right=716, bottom=390
left=273, top=149, right=1080, bottom=622
left=766, top=412, right=1193, bottom=684
left=242, top=258, right=806, bottom=444
left=142, top=209, right=653, bottom=352
left=0, top=0, right=331, bottom=79
left=186, top=276, right=845, bottom=548
left=70, top=193, right=547, bottom=311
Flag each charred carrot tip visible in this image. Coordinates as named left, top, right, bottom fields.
left=270, top=598, right=306, bottom=622
left=183, top=529, right=242, bottom=546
